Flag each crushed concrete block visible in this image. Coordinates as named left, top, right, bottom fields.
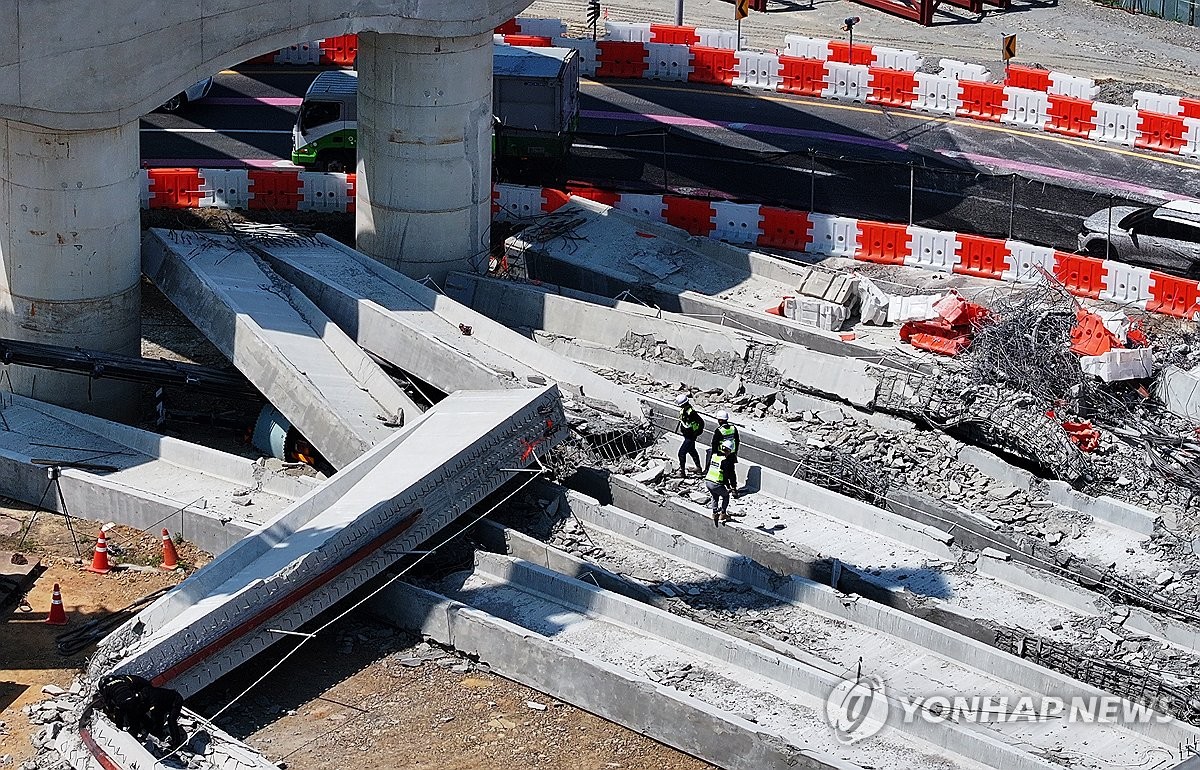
left=887, top=294, right=945, bottom=324
left=1096, top=628, right=1122, bottom=644
left=39, top=685, right=65, bottom=697
left=782, top=296, right=851, bottom=331
left=856, top=275, right=891, bottom=325
left=1080, top=348, right=1154, bottom=382
left=986, top=486, right=1020, bottom=500
left=1155, top=570, right=1176, bottom=586
left=631, top=463, right=668, bottom=485
left=1156, top=365, right=1200, bottom=422
left=981, top=547, right=1011, bottom=561
left=793, top=267, right=859, bottom=306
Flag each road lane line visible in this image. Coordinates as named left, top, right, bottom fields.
left=584, top=108, right=1197, bottom=202
left=572, top=143, right=836, bottom=176
left=584, top=80, right=1200, bottom=171
left=581, top=109, right=907, bottom=152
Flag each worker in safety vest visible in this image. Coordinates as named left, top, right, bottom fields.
left=710, top=410, right=741, bottom=497
left=675, top=393, right=705, bottom=478
left=705, top=449, right=731, bottom=526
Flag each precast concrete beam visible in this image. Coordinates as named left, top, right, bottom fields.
left=252, top=234, right=642, bottom=417
left=389, top=552, right=1071, bottom=770
left=505, top=200, right=887, bottom=360
left=356, top=32, right=494, bottom=284
left=0, top=392, right=314, bottom=555
left=535, top=482, right=1200, bottom=751
left=92, top=387, right=565, bottom=697
left=447, top=271, right=880, bottom=408
left=0, top=0, right=534, bottom=131
left=143, top=229, right=418, bottom=470
left=374, top=582, right=848, bottom=770
left=0, top=119, right=141, bottom=417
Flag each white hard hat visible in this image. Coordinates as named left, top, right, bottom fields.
left=715, top=410, right=730, bottom=422
left=674, top=393, right=689, bottom=406
left=720, top=438, right=736, bottom=453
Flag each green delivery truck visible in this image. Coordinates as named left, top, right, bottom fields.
left=291, top=44, right=580, bottom=178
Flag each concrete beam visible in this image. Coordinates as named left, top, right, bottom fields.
left=0, top=392, right=312, bottom=555
left=544, top=482, right=1200, bottom=750
left=408, top=552, right=1072, bottom=770
left=448, top=271, right=880, bottom=409
left=143, top=229, right=418, bottom=470
left=505, top=200, right=889, bottom=360
left=253, top=234, right=641, bottom=417
left=93, top=387, right=565, bottom=698
left=373, top=581, right=849, bottom=770
left=0, top=0, right=534, bottom=131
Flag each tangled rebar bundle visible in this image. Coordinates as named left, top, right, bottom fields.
left=960, top=280, right=1095, bottom=410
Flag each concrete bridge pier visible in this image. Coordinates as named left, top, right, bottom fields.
left=0, top=119, right=141, bottom=418
left=355, top=31, right=494, bottom=286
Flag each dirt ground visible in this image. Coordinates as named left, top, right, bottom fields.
left=0, top=501, right=713, bottom=769
left=191, top=619, right=714, bottom=770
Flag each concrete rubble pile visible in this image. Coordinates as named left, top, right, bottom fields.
left=584, top=357, right=1200, bottom=623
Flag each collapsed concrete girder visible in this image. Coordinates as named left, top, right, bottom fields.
left=243, top=232, right=642, bottom=417
left=88, top=386, right=565, bottom=698
left=143, top=229, right=418, bottom=470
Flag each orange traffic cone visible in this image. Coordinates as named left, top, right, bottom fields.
left=161, top=529, right=179, bottom=570
left=45, top=584, right=68, bottom=625
left=87, top=530, right=111, bottom=574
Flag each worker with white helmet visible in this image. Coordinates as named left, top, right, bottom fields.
left=710, top=409, right=741, bottom=497
left=705, top=443, right=731, bottom=526
left=674, top=393, right=705, bottom=478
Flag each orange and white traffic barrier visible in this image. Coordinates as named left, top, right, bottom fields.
left=133, top=171, right=1200, bottom=321
left=239, top=18, right=1197, bottom=161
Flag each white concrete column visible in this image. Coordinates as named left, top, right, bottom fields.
left=356, top=31, right=494, bottom=284
left=0, top=119, right=141, bottom=417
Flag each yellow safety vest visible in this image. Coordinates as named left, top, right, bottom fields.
left=706, top=462, right=725, bottom=484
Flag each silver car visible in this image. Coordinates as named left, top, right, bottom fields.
left=1078, top=200, right=1200, bottom=277
left=159, top=77, right=214, bottom=113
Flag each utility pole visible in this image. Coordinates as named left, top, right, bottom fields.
left=675, top=0, right=683, bottom=25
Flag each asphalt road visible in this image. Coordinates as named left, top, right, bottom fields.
left=141, top=66, right=1200, bottom=251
